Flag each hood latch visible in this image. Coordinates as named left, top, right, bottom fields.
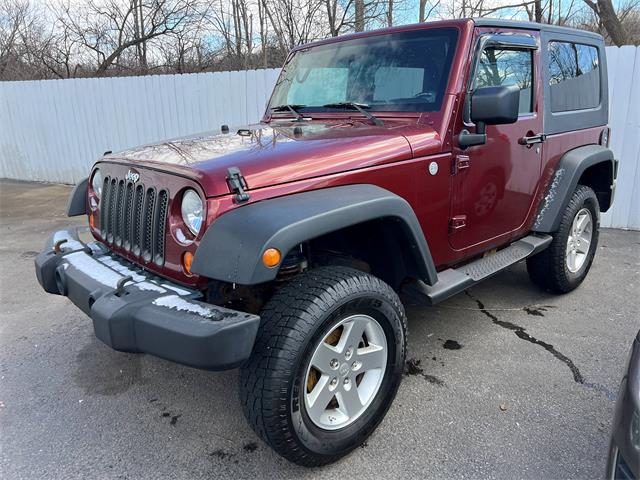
left=226, top=167, right=250, bottom=204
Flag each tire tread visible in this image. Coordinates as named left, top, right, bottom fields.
left=527, top=185, right=600, bottom=293
left=239, top=266, right=406, bottom=467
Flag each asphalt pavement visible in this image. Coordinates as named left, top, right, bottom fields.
left=1, top=179, right=638, bottom=479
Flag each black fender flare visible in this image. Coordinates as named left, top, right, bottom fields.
left=532, top=144, right=615, bottom=233
left=191, top=184, right=438, bottom=286
left=67, top=177, right=89, bottom=217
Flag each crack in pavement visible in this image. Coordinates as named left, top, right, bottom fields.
left=463, top=291, right=618, bottom=401
left=464, top=291, right=584, bottom=383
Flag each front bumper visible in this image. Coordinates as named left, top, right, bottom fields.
left=34, top=228, right=260, bottom=370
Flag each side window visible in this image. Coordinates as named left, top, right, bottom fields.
left=475, top=48, right=533, bottom=114
left=548, top=41, right=600, bottom=112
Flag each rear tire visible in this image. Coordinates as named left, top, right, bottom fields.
left=239, top=266, right=407, bottom=467
left=527, top=185, right=600, bottom=293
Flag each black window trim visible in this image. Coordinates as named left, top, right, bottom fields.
left=540, top=30, right=608, bottom=135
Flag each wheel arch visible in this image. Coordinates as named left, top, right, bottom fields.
left=67, top=177, right=89, bottom=216
left=191, top=185, right=438, bottom=287
left=532, top=144, right=615, bottom=233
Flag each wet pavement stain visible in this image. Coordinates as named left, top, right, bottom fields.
left=73, top=341, right=148, bottom=395
left=20, top=251, right=39, bottom=259
left=523, top=305, right=556, bottom=317
left=404, top=358, right=445, bottom=386
left=209, top=449, right=236, bottom=460
left=465, top=290, right=585, bottom=384
left=160, top=409, right=182, bottom=426
left=443, top=340, right=462, bottom=350
left=243, top=442, right=258, bottom=452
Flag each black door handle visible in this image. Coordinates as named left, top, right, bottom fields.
left=519, top=133, right=546, bottom=145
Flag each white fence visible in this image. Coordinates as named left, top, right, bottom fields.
left=601, top=46, right=640, bottom=230
left=0, top=47, right=638, bottom=229
left=0, top=68, right=281, bottom=185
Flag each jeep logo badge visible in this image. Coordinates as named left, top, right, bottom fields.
left=125, top=170, right=140, bottom=183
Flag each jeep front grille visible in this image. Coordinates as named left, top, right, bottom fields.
left=100, top=176, right=169, bottom=265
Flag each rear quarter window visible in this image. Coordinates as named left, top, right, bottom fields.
left=548, top=41, right=600, bottom=112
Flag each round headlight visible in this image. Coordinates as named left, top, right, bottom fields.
left=181, top=189, right=204, bottom=236
left=91, top=169, right=102, bottom=198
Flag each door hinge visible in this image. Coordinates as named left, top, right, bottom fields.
left=452, top=154, right=470, bottom=175
left=449, top=215, right=467, bottom=231
left=226, top=167, right=250, bottom=204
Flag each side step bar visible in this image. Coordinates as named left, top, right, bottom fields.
left=403, top=234, right=552, bottom=306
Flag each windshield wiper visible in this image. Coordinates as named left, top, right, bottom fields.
left=322, top=102, right=384, bottom=126
left=270, top=104, right=305, bottom=121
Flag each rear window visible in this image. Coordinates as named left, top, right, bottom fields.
left=548, top=41, right=600, bottom=112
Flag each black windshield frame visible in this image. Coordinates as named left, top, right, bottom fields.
left=268, top=28, right=460, bottom=114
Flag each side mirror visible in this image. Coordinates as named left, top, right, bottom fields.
left=459, top=85, right=520, bottom=149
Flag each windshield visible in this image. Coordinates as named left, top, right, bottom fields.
left=269, top=28, right=459, bottom=114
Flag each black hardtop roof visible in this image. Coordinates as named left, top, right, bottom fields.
left=471, top=18, right=604, bottom=41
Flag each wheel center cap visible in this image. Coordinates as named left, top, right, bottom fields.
left=339, top=363, right=350, bottom=377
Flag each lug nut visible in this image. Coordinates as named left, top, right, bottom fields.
left=330, top=377, right=338, bottom=387
left=330, top=359, right=339, bottom=369
left=345, top=347, right=353, bottom=360
left=351, top=361, right=361, bottom=371
left=343, top=378, right=350, bottom=386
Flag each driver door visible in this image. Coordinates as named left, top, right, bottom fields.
left=450, top=32, right=543, bottom=252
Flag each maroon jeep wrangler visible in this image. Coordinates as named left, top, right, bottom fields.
left=35, top=19, right=616, bottom=466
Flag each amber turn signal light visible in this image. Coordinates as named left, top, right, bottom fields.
left=262, top=248, right=281, bottom=268
left=182, top=251, right=194, bottom=275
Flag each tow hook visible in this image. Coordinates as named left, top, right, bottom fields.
left=115, top=276, right=133, bottom=297
left=53, top=239, right=68, bottom=254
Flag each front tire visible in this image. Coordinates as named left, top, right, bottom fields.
left=527, top=185, right=600, bottom=293
left=239, top=266, right=407, bottom=467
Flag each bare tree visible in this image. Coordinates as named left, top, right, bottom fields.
left=0, top=0, right=40, bottom=79
left=2, top=0, right=638, bottom=81
left=326, top=0, right=353, bottom=36
left=261, top=0, right=325, bottom=49
left=54, top=0, right=207, bottom=76
left=582, top=0, right=628, bottom=44
left=419, top=0, right=441, bottom=22
left=354, top=0, right=364, bottom=31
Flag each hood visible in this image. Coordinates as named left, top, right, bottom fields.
left=101, top=120, right=442, bottom=197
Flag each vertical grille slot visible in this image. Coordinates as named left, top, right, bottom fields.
left=100, top=176, right=111, bottom=238
left=123, top=182, right=134, bottom=250
left=141, top=188, right=156, bottom=262
left=107, top=178, right=117, bottom=243
left=98, top=173, right=169, bottom=265
left=114, top=180, right=125, bottom=246
left=154, top=190, right=169, bottom=265
left=132, top=184, right=145, bottom=256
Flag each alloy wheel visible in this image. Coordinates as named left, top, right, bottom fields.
left=304, top=314, right=388, bottom=430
